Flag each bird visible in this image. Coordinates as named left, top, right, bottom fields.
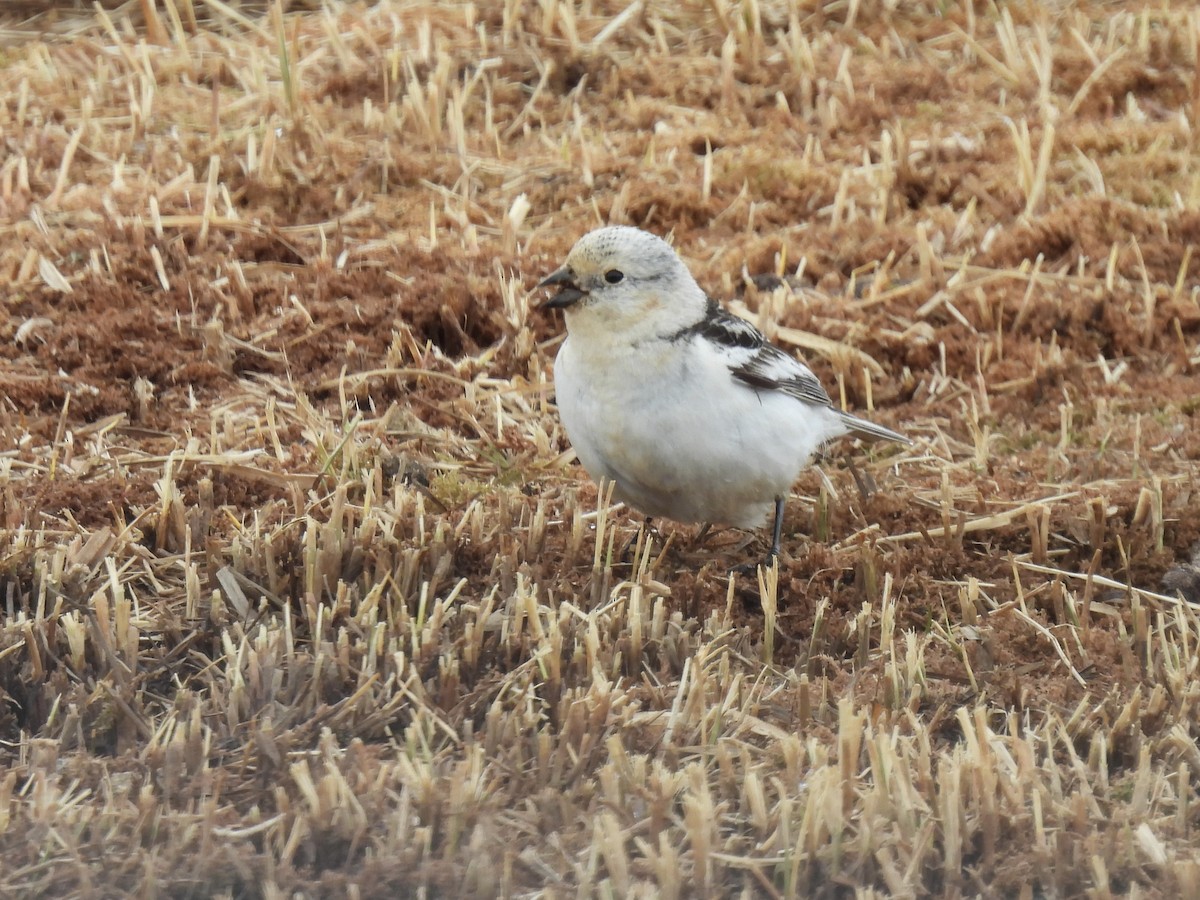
left=536, top=225, right=908, bottom=566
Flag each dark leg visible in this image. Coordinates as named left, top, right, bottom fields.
left=695, top=522, right=712, bottom=546
left=767, top=496, right=786, bottom=564
left=620, top=517, right=653, bottom=562
left=732, top=497, right=786, bottom=575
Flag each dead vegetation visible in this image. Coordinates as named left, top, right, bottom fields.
left=1, top=0, right=1200, bottom=896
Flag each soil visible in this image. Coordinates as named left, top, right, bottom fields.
left=2, top=1, right=1200, bottom=897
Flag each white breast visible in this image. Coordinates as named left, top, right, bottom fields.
left=553, top=332, right=847, bottom=527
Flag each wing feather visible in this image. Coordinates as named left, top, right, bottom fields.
left=730, top=343, right=835, bottom=408
left=672, top=298, right=907, bottom=443
left=679, top=300, right=834, bottom=408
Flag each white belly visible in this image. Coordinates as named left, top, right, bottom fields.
left=553, top=336, right=846, bottom=528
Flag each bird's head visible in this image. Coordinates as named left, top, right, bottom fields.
left=537, top=226, right=707, bottom=340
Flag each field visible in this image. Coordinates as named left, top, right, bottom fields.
left=2, top=0, right=1200, bottom=896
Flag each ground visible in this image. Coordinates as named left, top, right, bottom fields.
left=2, top=0, right=1200, bottom=897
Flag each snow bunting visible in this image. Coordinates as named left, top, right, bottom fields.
left=537, top=225, right=907, bottom=563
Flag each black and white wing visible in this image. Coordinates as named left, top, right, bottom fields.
left=684, top=299, right=834, bottom=409
left=682, top=299, right=909, bottom=444
left=729, top=341, right=836, bottom=408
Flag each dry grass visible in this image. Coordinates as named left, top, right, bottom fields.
left=2, top=0, right=1200, bottom=896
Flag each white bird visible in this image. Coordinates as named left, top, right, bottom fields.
left=537, top=225, right=907, bottom=564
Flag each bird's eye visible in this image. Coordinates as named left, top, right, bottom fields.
left=604, top=269, right=624, bottom=284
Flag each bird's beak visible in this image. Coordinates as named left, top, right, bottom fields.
left=537, top=267, right=586, bottom=310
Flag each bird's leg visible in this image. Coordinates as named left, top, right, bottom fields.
left=767, top=496, right=786, bottom=565
left=731, top=497, right=786, bottom=575
left=620, top=517, right=653, bottom=563
left=695, top=522, right=713, bottom=546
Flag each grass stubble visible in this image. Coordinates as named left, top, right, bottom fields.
left=2, top=0, right=1200, bottom=896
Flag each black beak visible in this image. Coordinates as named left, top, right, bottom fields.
left=537, top=267, right=586, bottom=310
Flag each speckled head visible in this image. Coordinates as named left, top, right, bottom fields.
left=537, top=226, right=708, bottom=339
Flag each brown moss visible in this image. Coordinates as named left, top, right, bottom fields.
left=2, top=0, right=1200, bottom=896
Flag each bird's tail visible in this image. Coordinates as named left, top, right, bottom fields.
left=839, top=412, right=910, bottom=445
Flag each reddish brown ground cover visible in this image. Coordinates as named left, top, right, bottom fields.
left=1, top=1, right=1200, bottom=896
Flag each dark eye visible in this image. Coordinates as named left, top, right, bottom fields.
left=604, top=269, right=624, bottom=284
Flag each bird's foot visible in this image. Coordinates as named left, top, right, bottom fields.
left=620, top=517, right=658, bottom=565
left=730, top=550, right=779, bottom=577
left=729, top=496, right=786, bottom=576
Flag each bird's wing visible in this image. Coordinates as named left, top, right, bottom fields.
left=729, top=342, right=836, bottom=408
left=686, top=302, right=835, bottom=409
